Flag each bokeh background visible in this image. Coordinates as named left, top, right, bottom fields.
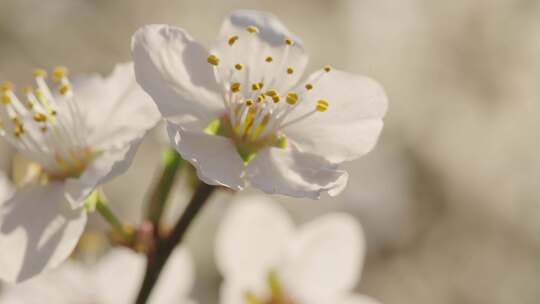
left=1, top=0, right=540, bottom=303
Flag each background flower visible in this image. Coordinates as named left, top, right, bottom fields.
left=215, top=196, right=379, bottom=304
left=0, top=247, right=195, bottom=304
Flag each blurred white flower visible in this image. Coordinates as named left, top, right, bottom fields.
left=0, top=247, right=195, bottom=304
left=132, top=10, right=388, bottom=199
left=0, top=64, right=160, bottom=283
left=215, top=196, right=380, bottom=304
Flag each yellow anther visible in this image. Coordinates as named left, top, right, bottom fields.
left=287, top=67, right=294, bottom=75
left=286, top=92, right=298, bottom=105
left=256, top=95, right=265, bottom=103
left=14, top=124, right=24, bottom=138
left=33, top=69, right=47, bottom=78
left=25, top=101, right=34, bottom=109
left=234, top=63, right=243, bottom=71
left=305, top=83, right=313, bottom=90
left=265, top=89, right=278, bottom=97
left=1, top=94, right=11, bottom=105
left=265, top=56, right=273, bottom=63
left=324, top=65, right=332, bottom=72
left=33, top=112, right=48, bottom=122
left=230, top=82, right=241, bottom=93
left=52, top=66, right=68, bottom=82
left=59, top=84, right=70, bottom=95
left=207, top=54, right=220, bottom=66
left=316, top=99, right=329, bottom=112
left=246, top=26, right=259, bottom=34
left=1, top=82, right=14, bottom=93
left=272, top=95, right=280, bottom=103
left=245, top=99, right=254, bottom=106
left=285, top=38, right=294, bottom=46
left=228, top=35, right=239, bottom=46
left=40, top=126, right=48, bottom=133
left=251, top=83, right=263, bottom=91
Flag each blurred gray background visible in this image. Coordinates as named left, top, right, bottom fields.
left=1, top=0, right=540, bottom=303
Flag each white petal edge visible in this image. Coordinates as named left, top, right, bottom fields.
left=72, top=63, right=161, bottom=151
left=0, top=183, right=87, bottom=283
left=216, top=196, right=294, bottom=283
left=213, top=10, right=309, bottom=92
left=286, top=69, right=388, bottom=164
left=64, top=138, right=143, bottom=208
left=280, top=213, right=366, bottom=301
left=167, top=121, right=246, bottom=190
left=132, top=24, right=223, bottom=126
left=247, top=147, right=349, bottom=199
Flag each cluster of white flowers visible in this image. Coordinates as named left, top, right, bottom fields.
left=0, top=9, right=387, bottom=304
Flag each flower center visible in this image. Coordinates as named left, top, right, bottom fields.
left=206, top=25, right=332, bottom=165
left=0, top=67, right=95, bottom=180
left=244, top=271, right=298, bottom=304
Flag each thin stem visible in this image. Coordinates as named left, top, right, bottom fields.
left=135, top=182, right=217, bottom=304
left=146, top=148, right=184, bottom=237
left=94, top=192, right=131, bottom=241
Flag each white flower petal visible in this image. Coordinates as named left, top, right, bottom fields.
left=0, top=262, right=93, bottom=304
left=167, top=121, right=246, bottom=190
left=213, top=10, right=308, bottom=92
left=216, top=196, right=294, bottom=283
left=0, top=183, right=87, bottom=283
left=286, top=69, right=388, bottom=163
left=132, top=24, right=223, bottom=125
left=95, top=247, right=194, bottom=304
left=280, top=213, right=365, bottom=301
left=71, top=63, right=161, bottom=151
left=64, top=140, right=142, bottom=208
left=247, top=147, right=349, bottom=199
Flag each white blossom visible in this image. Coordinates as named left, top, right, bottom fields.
left=215, top=196, right=380, bottom=304
left=0, top=64, right=160, bottom=283
left=0, top=247, right=195, bottom=304
left=132, top=10, right=388, bottom=199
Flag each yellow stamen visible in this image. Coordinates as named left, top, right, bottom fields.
left=207, top=54, right=220, bottom=66
left=1, top=94, right=11, bottom=105
left=1, top=82, right=14, bottom=93
left=324, top=65, right=332, bottom=72
left=251, top=83, right=263, bottom=91
left=52, top=66, right=68, bottom=82
left=287, top=67, right=294, bottom=75
left=245, top=99, right=254, bottom=106
left=14, top=124, right=24, bottom=138
left=256, top=95, right=265, bottom=103
left=305, top=83, right=313, bottom=90
left=265, top=56, right=273, bottom=63
left=33, top=69, right=47, bottom=78
left=228, top=35, right=239, bottom=46
left=33, top=112, right=47, bottom=122
left=285, top=38, right=294, bottom=46
left=59, top=84, right=70, bottom=96
left=234, top=63, right=243, bottom=71
left=246, top=26, right=259, bottom=34
left=266, top=89, right=278, bottom=97
left=286, top=92, right=298, bottom=105
left=316, top=99, right=329, bottom=112
left=230, top=82, right=241, bottom=93
left=272, top=95, right=280, bottom=103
